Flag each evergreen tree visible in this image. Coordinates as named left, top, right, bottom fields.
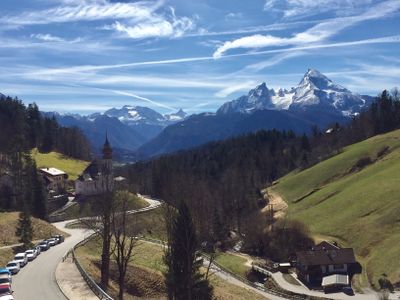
left=164, top=202, right=213, bottom=300
left=30, top=160, right=47, bottom=219
left=16, top=207, right=33, bottom=250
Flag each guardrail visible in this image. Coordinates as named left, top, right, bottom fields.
left=69, top=233, right=114, bottom=300
left=61, top=196, right=163, bottom=300
left=140, top=236, right=319, bottom=300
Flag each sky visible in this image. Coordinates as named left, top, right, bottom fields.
left=0, top=0, right=399, bottom=115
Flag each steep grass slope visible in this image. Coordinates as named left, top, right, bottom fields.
left=271, top=129, right=400, bottom=287
left=31, top=148, right=89, bottom=180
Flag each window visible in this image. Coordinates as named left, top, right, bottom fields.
left=333, top=264, right=345, bottom=270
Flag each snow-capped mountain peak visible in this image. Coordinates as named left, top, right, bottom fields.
left=217, top=69, right=370, bottom=116
left=164, top=108, right=188, bottom=121
left=104, top=105, right=188, bottom=126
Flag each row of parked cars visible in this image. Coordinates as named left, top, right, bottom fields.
left=0, top=235, right=65, bottom=300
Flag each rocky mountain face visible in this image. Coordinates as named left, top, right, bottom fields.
left=218, top=69, right=371, bottom=116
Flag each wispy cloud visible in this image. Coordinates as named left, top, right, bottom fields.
left=1, top=0, right=160, bottom=25
left=214, top=0, right=400, bottom=58
left=112, top=90, right=177, bottom=111
left=30, top=33, right=66, bottom=42
left=214, top=81, right=256, bottom=98
left=264, top=0, right=374, bottom=18
left=103, top=7, right=194, bottom=39
left=17, top=34, right=400, bottom=76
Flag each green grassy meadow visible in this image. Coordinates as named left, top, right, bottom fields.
left=272, top=129, right=400, bottom=287
left=31, top=148, right=89, bottom=180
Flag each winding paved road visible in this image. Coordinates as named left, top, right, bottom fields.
left=12, top=195, right=162, bottom=300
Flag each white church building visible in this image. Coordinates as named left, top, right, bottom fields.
left=75, top=135, right=116, bottom=196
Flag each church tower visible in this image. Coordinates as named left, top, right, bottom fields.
left=102, top=133, right=113, bottom=175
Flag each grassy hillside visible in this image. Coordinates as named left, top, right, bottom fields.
left=31, top=148, right=89, bottom=180
left=0, top=212, right=67, bottom=266
left=271, top=129, right=400, bottom=288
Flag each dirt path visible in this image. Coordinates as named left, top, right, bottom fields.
left=261, top=188, right=288, bottom=219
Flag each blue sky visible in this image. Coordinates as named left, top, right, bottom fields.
left=0, top=0, right=399, bottom=115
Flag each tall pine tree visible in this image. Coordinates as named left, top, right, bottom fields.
left=16, top=207, right=33, bottom=250
left=164, top=202, right=213, bottom=300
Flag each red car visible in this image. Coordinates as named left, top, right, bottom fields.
left=0, top=283, right=12, bottom=297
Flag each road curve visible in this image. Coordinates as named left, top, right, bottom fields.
left=12, top=196, right=162, bottom=300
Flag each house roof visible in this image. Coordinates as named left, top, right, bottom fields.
left=296, top=247, right=356, bottom=266
left=40, top=167, right=66, bottom=176
left=322, top=274, right=349, bottom=287
left=314, top=241, right=340, bottom=251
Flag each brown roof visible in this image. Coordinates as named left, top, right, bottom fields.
left=296, top=248, right=356, bottom=266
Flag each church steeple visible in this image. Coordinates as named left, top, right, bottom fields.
left=103, top=132, right=113, bottom=160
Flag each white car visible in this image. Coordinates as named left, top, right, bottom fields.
left=14, top=253, right=28, bottom=267
left=25, top=249, right=37, bottom=261
left=5, top=262, right=20, bottom=275
left=46, top=238, right=57, bottom=247
left=0, top=295, right=14, bottom=300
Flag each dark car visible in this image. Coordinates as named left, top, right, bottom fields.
left=38, top=240, right=50, bottom=251
left=52, top=235, right=65, bottom=243
left=342, top=287, right=354, bottom=296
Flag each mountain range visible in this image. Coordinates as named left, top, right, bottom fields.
left=45, top=106, right=188, bottom=155
left=136, top=69, right=374, bottom=158
left=41, top=69, right=375, bottom=160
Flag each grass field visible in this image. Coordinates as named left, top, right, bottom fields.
left=215, top=252, right=251, bottom=278
left=31, top=148, right=89, bottom=180
left=77, top=237, right=267, bottom=299
left=0, top=212, right=67, bottom=247
left=271, top=129, right=400, bottom=287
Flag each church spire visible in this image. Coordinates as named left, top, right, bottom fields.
left=103, top=131, right=112, bottom=160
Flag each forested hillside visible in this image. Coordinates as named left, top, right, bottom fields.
left=0, top=94, right=91, bottom=217
left=120, top=89, right=400, bottom=246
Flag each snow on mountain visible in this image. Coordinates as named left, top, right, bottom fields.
left=217, top=69, right=369, bottom=116
left=105, top=105, right=188, bottom=126
left=164, top=108, right=188, bottom=121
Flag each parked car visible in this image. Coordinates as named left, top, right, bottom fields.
left=0, top=271, right=11, bottom=285
left=13, top=253, right=28, bottom=268
left=52, top=235, right=65, bottom=243
left=0, top=271, right=10, bottom=282
left=0, top=274, right=11, bottom=286
left=38, top=240, right=50, bottom=251
left=342, top=287, right=354, bottom=296
left=5, top=262, right=20, bottom=275
left=46, top=238, right=57, bottom=247
left=25, top=249, right=37, bottom=261
left=0, top=283, right=13, bottom=298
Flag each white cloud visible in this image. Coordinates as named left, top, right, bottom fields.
left=103, top=8, right=194, bottom=39
left=264, top=0, right=375, bottom=18
left=111, top=90, right=177, bottom=111
left=214, top=0, right=400, bottom=58
left=215, top=81, right=256, bottom=98
left=225, top=12, right=243, bottom=20
left=1, top=1, right=159, bottom=25
left=30, top=33, right=66, bottom=42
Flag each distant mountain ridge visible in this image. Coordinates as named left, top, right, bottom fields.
left=44, top=106, right=188, bottom=154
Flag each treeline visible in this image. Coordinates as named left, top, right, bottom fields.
left=120, top=90, right=400, bottom=244
left=0, top=94, right=91, bottom=160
